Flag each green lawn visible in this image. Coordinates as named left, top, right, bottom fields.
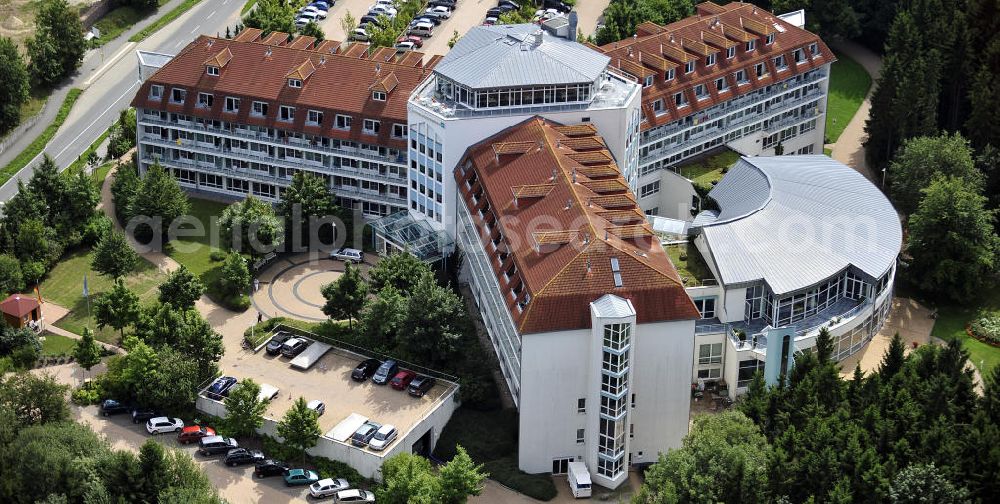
left=40, top=333, right=78, bottom=356
left=0, top=88, right=82, bottom=187
left=676, top=149, right=741, bottom=192
left=38, top=248, right=167, bottom=344
left=931, top=291, right=1000, bottom=374
left=666, top=242, right=713, bottom=286
left=825, top=50, right=871, bottom=145
left=130, top=0, right=203, bottom=43
left=90, top=1, right=168, bottom=48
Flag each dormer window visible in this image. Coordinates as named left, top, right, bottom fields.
left=643, top=75, right=653, bottom=88
left=665, top=68, right=675, bottom=81
left=746, top=39, right=756, bottom=52
left=726, top=46, right=736, bottom=59
left=288, top=79, right=302, bottom=88
left=372, top=91, right=386, bottom=101
left=252, top=101, right=268, bottom=117
left=755, top=62, right=767, bottom=78
left=774, top=55, right=787, bottom=71
left=684, top=61, right=695, bottom=74
left=279, top=105, right=295, bottom=122
left=652, top=98, right=665, bottom=114
left=170, top=88, right=186, bottom=104
left=716, top=77, right=728, bottom=92
left=197, top=92, right=213, bottom=108
left=206, top=65, right=219, bottom=76
left=766, top=33, right=775, bottom=45
left=335, top=114, right=351, bottom=130
left=674, top=91, right=688, bottom=108
left=150, top=85, right=163, bottom=100
left=809, top=42, right=819, bottom=57
left=793, top=48, right=805, bottom=63
left=307, top=110, right=323, bottom=125
left=694, top=84, right=708, bottom=100
left=735, top=69, right=749, bottom=84
left=225, top=97, right=239, bottom=113
left=363, top=119, right=380, bottom=135
left=706, top=53, right=716, bottom=66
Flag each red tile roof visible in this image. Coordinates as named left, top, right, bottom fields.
left=1, top=294, right=39, bottom=318
left=598, top=1, right=835, bottom=131
left=456, top=117, right=699, bottom=335
left=130, top=34, right=437, bottom=149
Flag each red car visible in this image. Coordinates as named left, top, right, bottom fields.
left=390, top=370, right=417, bottom=390
left=396, top=35, right=424, bottom=48
left=177, top=425, right=216, bottom=444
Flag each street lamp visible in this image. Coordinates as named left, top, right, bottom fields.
left=881, top=167, right=887, bottom=189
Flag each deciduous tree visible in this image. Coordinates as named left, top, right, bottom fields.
left=377, top=452, right=439, bottom=504
left=888, top=133, right=981, bottom=215
left=276, top=397, right=321, bottom=462
left=219, top=251, right=251, bottom=296
left=437, top=446, right=487, bottom=503
left=92, top=230, right=139, bottom=279
left=0, top=254, right=24, bottom=295
left=218, top=196, right=282, bottom=256
left=93, top=278, right=141, bottom=339
left=0, top=37, right=29, bottom=133
left=73, top=327, right=102, bottom=377
left=321, top=261, right=367, bottom=329
left=158, top=265, right=205, bottom=310
left=367, top=251, right=429, bottom=296
left=26, top=0, right=85, bottom=87
left=223, top=379, right=267, bottom=439
left=400, top=274, right=465, bottom=366
left=129, top=163, right=190, bottom=240
left=277, top=171, right=339, bottom=247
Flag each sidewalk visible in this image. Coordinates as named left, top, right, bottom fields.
left=0, top=0, right=189, bottom=171
left=828, top=40, right=883, bottom=182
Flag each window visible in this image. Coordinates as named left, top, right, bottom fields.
left=694, top=84, right=708, bottom=100
left=726, top=46, right=736, bottom=59
left=603, top=323, right=631, bottom=352
left=170, top=88, right=186, bottom=104
left=738, top=359, right=764, bottom=388
left=392, top=124, right=407, bottom=138
left=766, top=33, right=775, bottom=45
left=206, top=65, right=219, bottom=76
left=578, top=398, right=586, bottom=413
left=699, top=342, right=723, bottom=365
left=150, top=85, right=163, bottom=100
left=809, top=42, right=819, bottom=57
left=706, top=53, right=716, bottom=66
left=288, top=79, right=302, bottom=88
left=307, top=110, right=323, bottom=125
left=716, top=77, right=729, bottom=92
left=674, top=91, right=688, bottom=108
left=643, top=75, right=653, bottom=88
left=746, top=39, right=756, bottom=52
left=335, top=114, right=351, bottom=130
left=755, top=62, right=767, bottom=78
left=684, top=60, right=695, bottom=74
left=252, top=101, right=268, bottom=117
left=224, top=97, right=240, bottom=113
left=774, top=55, right=787, bottom=70
left=793, top=48, right=805, bottom=63
left=694, top=297, right=716, bottom=318
left=698, top=368, right=722, bottom=379
left=279, top=105, right=295, bottom=121
left=576, top=429, right=585, bottom=444
left=197, top=92, right=213, bottom=108
left=651, top=99, right=665, bottom=114
left=372, top=91, right=386, bottom=101
left=665, top=68, right=675, bottom=81
left=363, top=119, right=380, bottom=134
left=735, top=69, right=748, bottom=84
left=640, top=180, right=660, bottom=198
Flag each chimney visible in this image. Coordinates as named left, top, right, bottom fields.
left=550, top=169, right=557, bottom=181
left=565, top=199, right=572, bottom=210
left=571, top=169, right=577, bottom=183
left=532, top=30, right=544, bottom=47
left=586, top=257, right=592, bottom=275
left=568, top=11, right=578, bottom=41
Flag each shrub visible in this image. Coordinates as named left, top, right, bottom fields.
left=969, top=314, right=1000, bottom=345
left=71, top=384, right=103, bottom=405
left=260, top=434, right=368, bottom=487
left=209, top=250, right=228, bottom=262
left=483, top=457, right=557, bottom=501
left=10, top=344, right=38, bottom=369
left=81, top=214, right=113, bottom=246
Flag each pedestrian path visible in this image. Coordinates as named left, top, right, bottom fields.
left=828, top=40, right=883, bottom=182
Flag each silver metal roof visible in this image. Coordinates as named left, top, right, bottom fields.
left=693, top=156, right=901, bottom=295
left=591, top=294, right=636, bottom=319
left=434, top=24, right=610, bottom=89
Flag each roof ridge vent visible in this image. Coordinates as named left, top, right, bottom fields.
left=265, top=47, right=272, bottom=58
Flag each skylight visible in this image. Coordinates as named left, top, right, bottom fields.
left=610, top=257, right=623, bottom=287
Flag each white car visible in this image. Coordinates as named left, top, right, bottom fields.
left=307, top=399, right=326, bottom=416
left=424, top=6, right=451, bottom=18
left=300, top=6, right=328, bottom=19
left=333, top=489, right=376, bottom=503
left=394, top=41, right=416, bottom=52
left=368, top=424, right=397, bottom=451
left=258, top=383, right=279, bottom=402
left=330, top=247, right=363, bottom=263
left=310, top=478, right=350, bottom=498
left=351, top=28, right=369, bottom=42
left=369, top=5, right=397, bottom=18
left=146, top=417, right=184, bottom=435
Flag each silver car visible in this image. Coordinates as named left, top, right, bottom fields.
left=368, top=424, right=397, bottom=451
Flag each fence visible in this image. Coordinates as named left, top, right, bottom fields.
left=0, top=100, right=50, bottom=156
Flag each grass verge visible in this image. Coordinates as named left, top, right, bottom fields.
left=41, top=333, right=78, bottom=356
left=90, top=1, right=169, bottom=48
left=129, top=0, right=203, bottom=43
left=241, top=0, right=258, bottom=15
left=825, top=50, right=871, bottom=144
left=0, top=88, right=82, bottom=187
left=435, top=408, right=556, bottom=501
left=38, top=247, right=167, bottom=344
left=676, top=148, right=741, bottom=193
left=666, top=242, right=712, bottom=286
left=63, top=127, right=111, bottom=178
left=931, top=297, right=1000, bottom=375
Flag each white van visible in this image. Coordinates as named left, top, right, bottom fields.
left=409, top=22, right=433, bottom=37
left=567, top=462, right=592, bottom=498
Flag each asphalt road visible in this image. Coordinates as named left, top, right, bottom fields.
left=0, top=0, right=245, bottom=202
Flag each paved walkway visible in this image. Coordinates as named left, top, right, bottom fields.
left=572, top=0, right=612, bottom=37
left=828, top=40, right=882, bottom=182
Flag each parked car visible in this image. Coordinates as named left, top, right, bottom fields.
left=352, top=28, right=370, bottom=42
left=390, top=369, right=417, bottom=390
left=284, top=468, right=320, bottom=486
left=310, top=478, right=351, bottom=498
left=395, top=41, right=417, bottom=52
left=351, top=358, right=381, bottom=381
left=177, top=425, right=216, bottom=444
left=351, top=421, right=381, bottom=447
left=198, top=435, right=239, bottom=456
left=358, top=15, right=383, bottom=27
left=266, top=331, right=292, bottom=355
left=224, top=448, right=265, bottom=466
left=368, top=424, right=397, bottom=451
left=307, top=400, right=326, bottom=417
left=281, top=337, right=310, bottom=358
left=544, top=0, right=572, bottom=13
left=101, top=399, right=130, bottom=416
left=499, top=0, right=521, bottom=9
left=397, top=34, right=424, bottom=48
left=254, top=459, right=290, bottom=478
left=300, top=6, right=327, bottom=19
left=333, top=489, right=376, bottom=503
left=429, top=0, right=457, bottom=7
left=413, top=15, right=441, bottom=26
left=330, top=247, right=363, bottom=263
left=371, top=359, right=398, bottom=385
left=407, top=375, right=436, bottom=397
left=206, top=376, right=238, bottom=400
left=146, top=417, right=184, bottom=435
left=130, top=407, right=158, bottom=424
left=368, top=5, right=397, bottom=17
left=425, top=6, right=451, bottom=18
left=486, top=7, right=502, bottom=18
left=258, top=383, right=280, bottom=402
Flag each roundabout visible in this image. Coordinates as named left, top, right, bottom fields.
left=252, top=254, right=368, bottom=322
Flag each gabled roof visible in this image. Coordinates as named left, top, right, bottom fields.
left=692, top=156, right=902, bottom=295
left=1, top=294, right=38, bottom=318
left=456, top=117, right=699, bottom=334
left=434, top=24, right=610, bottom=88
